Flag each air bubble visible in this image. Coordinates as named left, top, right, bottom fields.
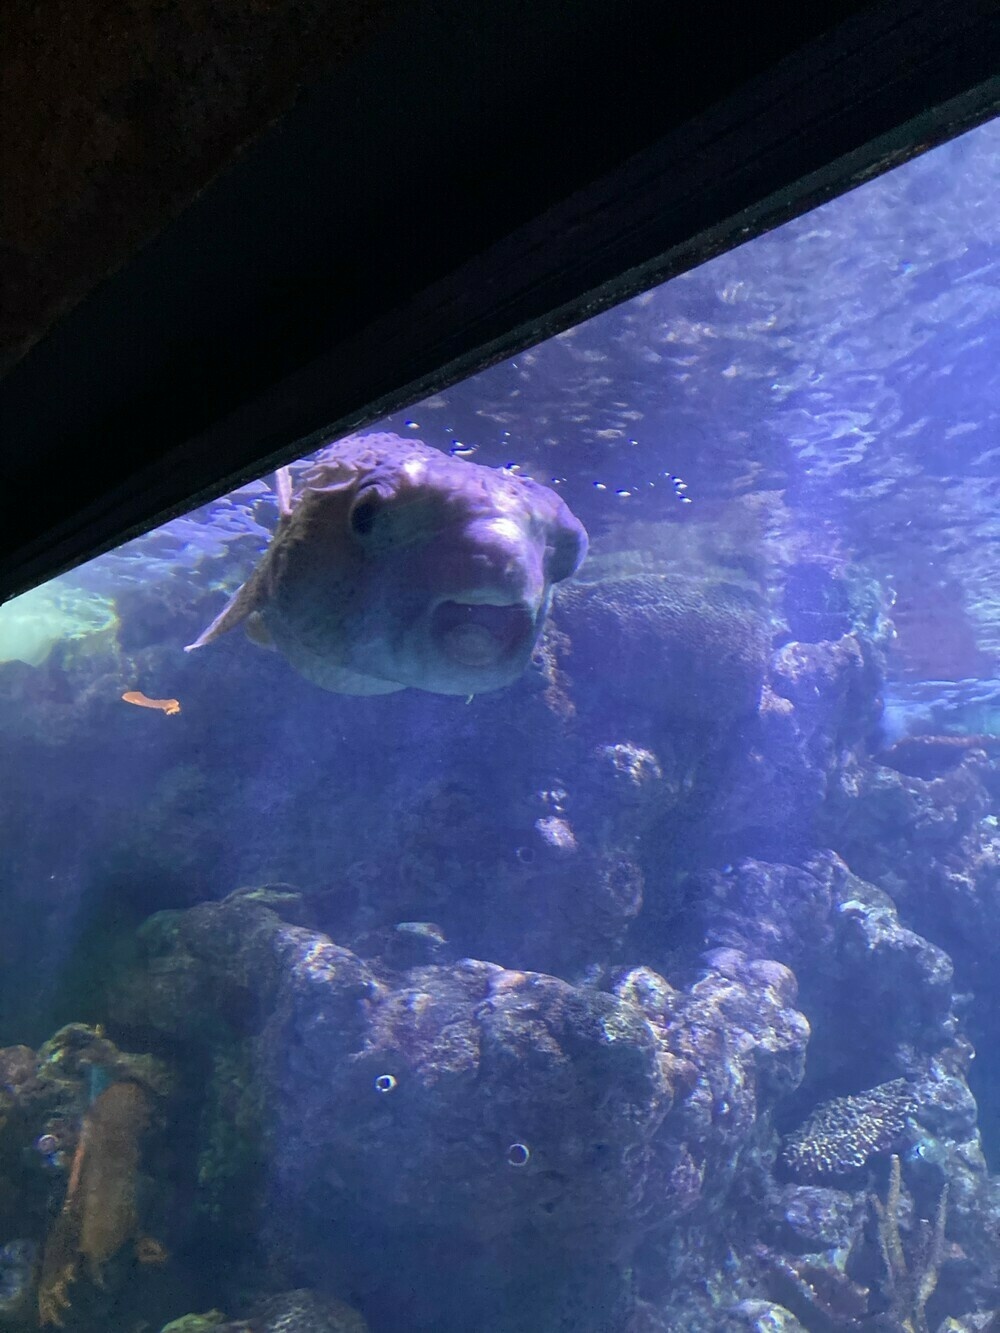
left=506, top=1142, right=531, bottom=1167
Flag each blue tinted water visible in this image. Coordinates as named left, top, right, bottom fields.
left=3, top=116, right=1000, bottom=1332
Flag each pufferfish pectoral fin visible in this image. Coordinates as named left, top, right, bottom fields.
left=244, top=611, right=276, bottom=648
left=184, top=570, right=268, bottom=652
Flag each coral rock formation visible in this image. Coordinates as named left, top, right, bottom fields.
left=39, top=1080, right=152, bottom=1325
left=114, top=890, right=809, bottom=1331
left=781, top=1079, right=919, bottom=1180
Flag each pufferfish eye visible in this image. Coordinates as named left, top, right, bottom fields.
left=349, top=491, right=383, bottom=538
left=546, top=523, right=588, bottom=583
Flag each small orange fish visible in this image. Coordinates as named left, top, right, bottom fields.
left=122, top=691, right=181, bottom=716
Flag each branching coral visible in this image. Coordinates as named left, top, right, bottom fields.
left=38, top=1080, right=151, bottom=1326
left=871, top=1153, right=948, bottom=1333
left=756, top=1245, right=869, bottom=1331
left=760, top=1152, right=950, bottom=1332
left=781, top=1079, right=918, bottom=1180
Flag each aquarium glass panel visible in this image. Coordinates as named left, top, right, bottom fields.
left=5, top=117, right=1000, bottom=1333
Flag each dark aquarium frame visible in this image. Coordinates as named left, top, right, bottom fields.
left=1, top=0, right=999, bottom=603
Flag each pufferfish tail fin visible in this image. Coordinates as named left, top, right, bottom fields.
left=184, top=567, right=268, bottom=652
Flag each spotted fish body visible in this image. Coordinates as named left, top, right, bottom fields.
left=186, top=432, right=588, bottom=696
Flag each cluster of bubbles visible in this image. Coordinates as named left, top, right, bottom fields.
left=592, top=461, right=692, bottom=505
left=402, top=419, right=694, bottom=507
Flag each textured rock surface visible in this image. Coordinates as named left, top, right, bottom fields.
left=115, top=892, right=808, bottom=1331
left=8, top=496, right=1000, bottom=1329
left=714, top=632, right=884, bottom=858
left=0, top=1027, right=173, bottom=1330
left=695, top=851, right=959, bottom=1091
left=553, top=572, right=770, bottom=729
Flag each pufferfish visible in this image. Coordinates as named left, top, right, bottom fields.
left=185, top=432, right=588, bottom=696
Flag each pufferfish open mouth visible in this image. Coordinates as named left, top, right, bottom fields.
left=431, top=600, right=535, bottom=668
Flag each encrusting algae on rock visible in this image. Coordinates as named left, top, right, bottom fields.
left=38, top=1080, right=152, bottom=1326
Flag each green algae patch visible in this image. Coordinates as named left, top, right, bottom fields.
left=0, top=583, right=118, bottom=666
left=161, top=1313, right=231, bottom=1333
